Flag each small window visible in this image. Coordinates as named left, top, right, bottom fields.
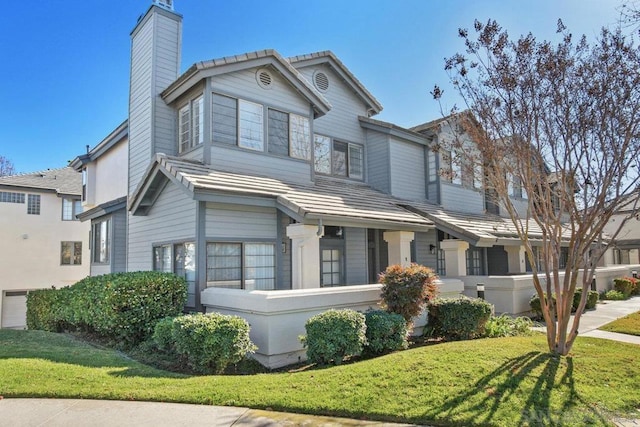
left=321, top=248, right=342, bottom=286
left=92, top=218, right=110, bottom=264
left=0, top=192, right=25, bottom=204
left=62, top=198, right=82, bottom=221
left=27, top=194, right=40, bottom=215
left=153, top=245, right=172, bottom=272
left=61, top=241, right=82, bottom=265
left=178, top=95, right=204, bottom=153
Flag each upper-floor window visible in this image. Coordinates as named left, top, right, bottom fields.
left=0, top=192, right=25, bottom=204
left=268, top=109, right=311, bottom=160
left=81, top=168, right=87, bottom=202
left=27, top=194, right=40, bottom=215
left=179, top=95, right=204, bottom=153
left=61, top=241, right=82, bottom=265
left=314, top=135, right=364, bottom=180
left=92, top=218, right=110, bottom=264
left=441, top=150, right=480, bottom=189
left=507, top=173, right=526, bottom=199
left=62, top=198, right=82, bottom=221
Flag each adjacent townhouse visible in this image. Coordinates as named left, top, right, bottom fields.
left=73, top=0, right=639, bottom=366
left=0, top=167, right=89, bottom=328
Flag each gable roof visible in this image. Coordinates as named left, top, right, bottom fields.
left=129, top=154, right=434, bottom=231
left=161, top=49, right=331, bottom=118
left=289, top=51, right=383, bottom=116
left=0, top=167, right=81, bottom=196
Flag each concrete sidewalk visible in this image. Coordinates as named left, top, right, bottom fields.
left=0, top=399, right=416, bottom=427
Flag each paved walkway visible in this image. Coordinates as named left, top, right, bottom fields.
left=2, top=297, right=639, bottom=427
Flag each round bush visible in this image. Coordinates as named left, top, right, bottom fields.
left=364, top=310, right=409, bottom=355
left=152, top=316, right=176, bottom=352
left=379, top=263, right=438, bottom=323
left=170, top=313, right=257, bottom=374
left=428, top=296, right=493, bottom=340
left=302, top=309, right=366, bottom=365
left=602, top=289, right=627, bottom=301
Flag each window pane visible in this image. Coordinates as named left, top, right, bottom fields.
left=27, top=194, right=40, bottom=215
left=192, top=96, right=204, bottom=146
left=321, top=248, right=341, bottom=286
left=348, top=144, right=363, bottom=179
left=212, top=94, right=237, bottom=145
left=61, top=242, right=71, bottom=265
left=314, top=135, right=331, bottom=174
left=73, top=242, right=82, bottom=265
left=268, top=109, right=289, bottom=156
left=74, top=200, right=82, bottom=217
left=179, top=105, right=190, bottom=152
left=93, top=219, right=110, bottom=263
left=62, top=198, right=72, bottom=220
left=239, top=100, right=264, bottom=151
left=332, top=141, right=348, bottom=176
left=207, top=243, right=242, bottom=288
left=290, top=114, right=311, bottom=160
left=245, top=243, right=275, bottom=290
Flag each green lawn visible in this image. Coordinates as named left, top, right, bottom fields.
left=600, top=311, right=640, bottom=336
left=1, top=330, right=639, bottom=426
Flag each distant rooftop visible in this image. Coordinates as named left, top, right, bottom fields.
left=0, top=167, right=81, bottom=196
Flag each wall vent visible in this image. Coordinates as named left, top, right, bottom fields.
left=256, top=69, right=273, bottom=89
left=313, top=71, right=329, bottom=92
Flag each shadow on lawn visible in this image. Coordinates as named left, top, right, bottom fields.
left=424, top=351, right=609, bottom=426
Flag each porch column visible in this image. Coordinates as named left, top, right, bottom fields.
left=440, top=239, right=469, bottom=276
left=383, top=231, right=415, bottom=267
left=286, top=223, right=323, bottom=289
left=504, top=245, right=526, bottom=274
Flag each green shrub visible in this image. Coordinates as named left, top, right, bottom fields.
left=152, top=316, right=176, bottom=352
left=483, top=314, right=533, bottom=338
left=614, top=278, right=635, bottom=298
left=428, top=297, right=493, bottom=340
left=26, top=287, right=70, bottom=332
left=301, top=309, right=366, bottom=365
left=529, top=293, right=556, bottom=318
left=573, top=288, right=599, bottom=311
left=602, top=289, right=627, bottom=301
left=168, top=313, right=256, bottom=374
left=379, top=263, right=438, bottom=323
left=364, top=310, right=408, bottom=355
left=26, top=271, right=187, bottom=347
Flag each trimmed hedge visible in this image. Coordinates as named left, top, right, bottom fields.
left=27, top=271, right=187, bottom=346
left=614, top=277, right=638, bottom=298
left=602, top=289, right=627, bottom=301
left=154, top=313, right=256, bottom=374
left=364, top=310, right=408, bottom=355
left=379, top=263, right=438, bottom=323
left=530, top=288, right=599, bottom=317
left=428, top=297, right=493, bottom=340
left=301, top=309, right=366, bottom=365
left=483, top=314, right=533, bottom=338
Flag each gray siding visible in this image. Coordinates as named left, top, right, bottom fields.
left=112, top=208, right=127, bottom=273
left=129, top=8, right=181, bottom=194
left=389, top=137, right=426, bottom=200
left=509, top=197, right=529, bottom=218
left=127, top=183, right=197, bottom=272
left=345, top=227, right=368, bottom=285
left=440, top=183, right=485, bottom=214
left=205, top=204, right=277, bottom=240
left=365, top=130, right=390, bottom=193
left=414, top=230, right=437, bottom=271
left=209, top=145, right=312, bottom=183
left=298, top=64, right=367, bottom=144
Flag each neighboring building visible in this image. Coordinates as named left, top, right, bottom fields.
left=73, top=0, right=638, bottom=366
left=70, top=121, right=128, bottom=276
left=0, top=167, right=89, bottom=328
left=603, top=191, right=640, bottom=265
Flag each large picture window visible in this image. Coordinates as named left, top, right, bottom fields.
left=206, top=242, right=275, bottom=290
left=92, top=218, right=110, bottom=263
left=313, top=134, right=364, bottom=180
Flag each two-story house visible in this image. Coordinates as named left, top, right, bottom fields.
left=0, top=167, right=89, bottom=328
left=75, top=0, right=638, bottom=366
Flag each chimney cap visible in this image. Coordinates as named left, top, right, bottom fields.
left=153, top=0, right=173, bottom=11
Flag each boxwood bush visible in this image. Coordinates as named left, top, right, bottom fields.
left=428, top=297, right=493, bottom=340
left=364, top=310, right=408, bottom=355
left=301, top=309, right=366, bottom=365
left=573, top=288, right=599, bottom=311
left=26, top=271, right=187, bottom=346
left=156, top=313, right=256, bottom=374
left=379, top=263, right=438, bottom=323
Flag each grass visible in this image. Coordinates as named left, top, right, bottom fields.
left=600, top=311, right=640, bottom=336
left=1, top=330, right=639, bottom=426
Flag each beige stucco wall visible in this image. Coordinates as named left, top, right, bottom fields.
left=85, top=138, right=128, bottom=208
left=0, top=190, right=90, bottom=324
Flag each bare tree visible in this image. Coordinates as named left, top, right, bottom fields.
left=433, top=20, right=640, bottom=355
left=0, top=156, right=15, bottom=177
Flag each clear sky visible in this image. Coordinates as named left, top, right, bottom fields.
left=0, top=0, right=624, bottom=174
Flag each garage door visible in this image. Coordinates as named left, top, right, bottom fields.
left=2, top=291, right=28, bottom=329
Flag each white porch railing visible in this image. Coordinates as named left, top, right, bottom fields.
left=201, top=278, right=464, bottom=369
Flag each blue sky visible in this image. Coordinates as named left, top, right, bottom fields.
left=0, top=0, right=624, bottom=173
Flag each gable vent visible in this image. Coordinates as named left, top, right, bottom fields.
left=256, top=69, right=273, bottom=89
left=313, top=71, right=329, bottom=92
